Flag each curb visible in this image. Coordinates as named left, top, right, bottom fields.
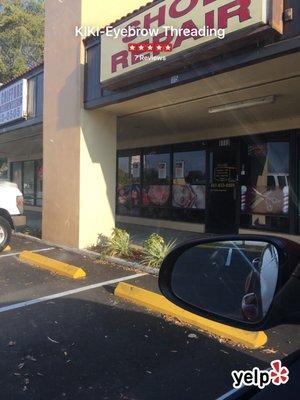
left=19, top=251, right=86, bottom=279
left=106, top=256, right=158, bottom=276
left=13, top=233, right=157, bottom=275
left=115, top=282, right=268, bottom=350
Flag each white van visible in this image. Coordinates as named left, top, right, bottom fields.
left=0, top=181, right=26, bottom=251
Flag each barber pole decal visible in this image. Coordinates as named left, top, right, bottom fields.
left=282, top=186, right=289, bottom=214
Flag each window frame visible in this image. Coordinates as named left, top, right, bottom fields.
left=239, top=132, right=292, bottom=233
left=142, top=145, right=172, bottom=219
left=23, top=160, right=35, bottom=206
left=10, top=159, right=43, bottom=207
left=0, top=157, right=8, bottom=180
left=116, top=131, right=298, bottom=235
left=116, top=150, right=142, bottom=217
left=117, top=142, right=208, bottom=223
left=171, top=141, right=207, bottom=222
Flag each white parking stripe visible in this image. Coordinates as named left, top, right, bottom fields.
left=216, top=387, right=241, bottom=400
left=0, top=247, right=55, bottom=258
left=0, top=272, right=146, bottom=314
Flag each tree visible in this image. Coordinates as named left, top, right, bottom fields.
left=0, top=0, right=44, bottom=84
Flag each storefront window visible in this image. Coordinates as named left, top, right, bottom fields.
left=23, top=161, right=35, bottom=205
left=117, top=147, right=207, bottom=222
left=36, top=160, right=43, bottom=206
left=142, top=151, right=170, bottom=218
left=10, top=160, right=43, bottom=206
left=11, top=162, right=22, bottom=190
left=173, top=150, right=206, bottom=209
left=241, top=140, right=290, bottom=232
left=117, top=154, right=141, bottom=216
left=0, top=158, right=8, bottom=180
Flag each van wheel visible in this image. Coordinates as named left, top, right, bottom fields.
left=0, top=216, right=11, bottom=252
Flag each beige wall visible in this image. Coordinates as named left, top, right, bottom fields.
left=79, top=109, right=117, bottom=247
left=43, top=0, right=82, bottom=246
left=82, top=0, right=148, bottom=27
left=43, top=0, right=147, bottom=248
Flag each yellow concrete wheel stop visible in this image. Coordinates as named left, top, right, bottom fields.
left=3, top=245, right=11, bottom=252
left=19, top=251, right=86, bottom=279
left=115, top=283, right=268, bottom=350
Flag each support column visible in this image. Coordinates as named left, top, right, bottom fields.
left=43, top=0, right=82, bottom=247
left=43, top=0, right=145, bottom=248
left=79, top=109, right=117, bottom=248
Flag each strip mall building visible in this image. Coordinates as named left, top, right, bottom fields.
left=0, top=0, right=300, bottom=248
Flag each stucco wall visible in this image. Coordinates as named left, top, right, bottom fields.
left=43, top=0, right=82, bottom=246
left=43, top=0, right=148, bottom=248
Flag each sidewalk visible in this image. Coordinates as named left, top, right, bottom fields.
left=117, top=222, right=212, bottom=246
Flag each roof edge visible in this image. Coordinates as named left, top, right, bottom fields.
left=0, top=62, right=44, bottom=89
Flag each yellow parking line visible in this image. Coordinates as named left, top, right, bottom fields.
left=19, top=251, right=86, bottom=279
left=115, top=282, right=267, bottom=349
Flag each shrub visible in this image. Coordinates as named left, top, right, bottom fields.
left=106, top=228, right=131, bottom=258
left=142, top=233, right=175, bottom=269
left=96, top=233, right=109, bottom=248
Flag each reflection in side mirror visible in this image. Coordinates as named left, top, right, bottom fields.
left=170, top=240, right=279, bottom=324
left=242, top=293, right=259, bottom=322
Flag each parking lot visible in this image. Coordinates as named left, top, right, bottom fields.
left=0, top=235, right=299, bottom=399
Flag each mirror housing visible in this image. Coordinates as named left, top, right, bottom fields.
left=159, top=235, right=300, bottom=331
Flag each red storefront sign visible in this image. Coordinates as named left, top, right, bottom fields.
left=100, top=0, right=283, bottom=85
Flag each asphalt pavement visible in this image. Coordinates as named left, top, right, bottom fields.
left=0, top=235, right=299, bottom=400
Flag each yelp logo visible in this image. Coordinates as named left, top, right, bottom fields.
left=232, top=360, right=289, bottom=389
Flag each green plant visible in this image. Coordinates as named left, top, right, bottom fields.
left=96, top=233, right=109, bottom=248
left=142, top=233, right=175, bottom=269
left=106, top=228, right=132, bottom=258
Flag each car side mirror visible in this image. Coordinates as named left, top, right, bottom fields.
left=159, top=235, right=300, bottom=331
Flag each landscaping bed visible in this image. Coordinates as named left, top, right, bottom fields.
left=89, top=228, right=176, bottom=271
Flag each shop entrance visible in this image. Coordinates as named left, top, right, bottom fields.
left=206, top=139, right=240, bottom=234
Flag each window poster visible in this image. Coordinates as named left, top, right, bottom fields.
left=172, top=185, right=205, bottom=209
left=0, top=158, right=8, bottom=179
left=158, top=162, right=167, bottom=179
left=248, top=144, right=267, bottom=156
left=132, top=162, right=140, bottom=178
left=37, top=165, right=43, bottom=180
left=242, top=142, right=290, bottom=216
left=241, top=182, right=289, bottom=215
left=175, top=161, right=184, bottom=179
left=142, top=185, right=170, bottom=207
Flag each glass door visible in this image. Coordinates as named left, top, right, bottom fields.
left=142, top=148, right=171, bottom=219
left=117, top=153, right=141, bottom=216
left=206, top=140, right=239, bottom=234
